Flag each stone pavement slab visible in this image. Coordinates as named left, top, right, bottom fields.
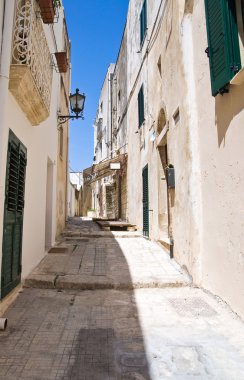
left=0, top=287, right=244, bottom=379
left=24, top=234, right=189, bottom=290
left=62, top=217, right=141, bottom=238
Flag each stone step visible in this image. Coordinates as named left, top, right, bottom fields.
left=61, top=231, right=142, bottom=238
left=24, top=273, right=190, bottom=291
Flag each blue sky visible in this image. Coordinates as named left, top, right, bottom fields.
left=62, top=0, right=129, bottom=172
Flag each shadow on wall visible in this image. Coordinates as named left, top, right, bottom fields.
left=215, top=82, right=244, bottom=147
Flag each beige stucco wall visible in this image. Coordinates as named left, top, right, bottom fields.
left=82, top=183, right=92, bottom=217
left=0, top=1, right=69, bottom=283
left=127, top=0, right=202, bottom=263
left=123, top=0, right=244, bottom=318
left=192, top=0, right=244, bottom=319
left=56, top=78, right=70, bottom=237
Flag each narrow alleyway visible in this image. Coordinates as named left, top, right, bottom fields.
left=0, top=218, right=244, bottom=379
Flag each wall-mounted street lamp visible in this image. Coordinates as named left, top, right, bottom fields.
left=58, top=88, right=86, bottom=124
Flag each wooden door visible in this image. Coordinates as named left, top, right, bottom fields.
left=1, top=131, right=27, bottom=298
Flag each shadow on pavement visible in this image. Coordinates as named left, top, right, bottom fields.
left=61, top=219, right=152, bottom=379
left=0, top=218, right=152, bottom=380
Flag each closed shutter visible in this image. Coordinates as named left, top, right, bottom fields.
left=138, top=85, right=145, bottom=128
left=1, top=131, right=27, bottom=298
left=142, top=165, right=149, bottom=237
left=140, top=0, right=147, bottom=45
left=204, top=0, right=241, bottom=96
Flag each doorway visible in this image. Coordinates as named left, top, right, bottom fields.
left=158, top=143, right=170, bottom=236
left=1, top=130, right=27, bottom=298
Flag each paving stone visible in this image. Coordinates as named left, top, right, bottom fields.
left=2, top=286, right=244, bottom=379
left=1, top=219, right=244, bottom=379
left=25, top=219, right=189, bottom=291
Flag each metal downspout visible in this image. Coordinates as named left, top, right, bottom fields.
left=165, top=145, right=174, bottom=258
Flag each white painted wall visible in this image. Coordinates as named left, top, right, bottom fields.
left=67, top=181, right=76, bottom=217
left=116, top=0, right=244, bottom=319
left=70, top=172, right=83, bottom=191
left=94, top=64, right=115, bottom=164
left=192, top=0, right=244, bottom=319
left=0, top=0, right=69, bottom=282
left=92, top=64, right=115, bottom=217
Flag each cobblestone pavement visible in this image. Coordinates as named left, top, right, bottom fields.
left=25, top=219, right=189, bottom=290
left=1, top=287, right=244, bottom=379
left=0, top=218, right=244, bottom=379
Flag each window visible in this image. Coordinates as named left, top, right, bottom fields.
left=204, top=0, right=241, bottom=96
left=138, top=84, right=145, bottom=128
left=140, top=0, right=147, bottom=46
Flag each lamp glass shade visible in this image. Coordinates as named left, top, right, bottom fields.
left=70, top=89, right=85, bottom=114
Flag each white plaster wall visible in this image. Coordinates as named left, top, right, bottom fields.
left=93, top=65, right=115, bottom=218
left=6, top=82, right=59, bottom=277
left=94, top=64, right=115, bottom=164
left=97, top=0, right=244, bottom=319
left=70, top=172, right=83, bottom=191
left=126, top=0, right=203, bottom=281
left=192, top=0, right=244, bottom=319
left=67, top=182, right=76, bottom=217
left=0, top=0, right=18, bottom=281
left=0, top=1, right=68, bottom=281
left=126, top=0, right=244, bottom=318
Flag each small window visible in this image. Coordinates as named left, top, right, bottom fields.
left=118, top=90, right=121, bottom=102
left=100, top=102, right=103, bottom=113
left=138, top=84, right=145, bottom=128
left=140, top=0, right=147, bottom=46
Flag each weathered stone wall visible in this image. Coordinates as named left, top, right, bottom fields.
left=117, top=0, right=244, bottom=319
left=82, top=183, right=92, bottom=217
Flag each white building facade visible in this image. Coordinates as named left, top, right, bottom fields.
left=0, top=0, right=70, bottom=300
left=94, top=0, right=244, bottom=319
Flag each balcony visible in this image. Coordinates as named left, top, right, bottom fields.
left=54, top=52, right=68, bottom=73
left=9, top=0, right=53, bottom=126
left=38, top=0, right=57, bottom=24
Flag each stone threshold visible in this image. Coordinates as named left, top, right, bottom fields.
left=24, top=273, right=190, bottom=291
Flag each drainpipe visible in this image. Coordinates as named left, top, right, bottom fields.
left=0, top=0, right=15, bottom=278
left=165, top=145, right=174, bottom=258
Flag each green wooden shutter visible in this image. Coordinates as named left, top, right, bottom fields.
left=140, top=0, right=147, bottom=45
left=1, top=131, right=27, bottom=298
left=204, top=0, right=241, bottom=96
left=138, top=85, right=145, bottom=128
left=142, top=165, right=149, bottom=237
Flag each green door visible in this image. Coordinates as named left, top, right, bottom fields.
left=1, top=130, right=27, bottom=299
left=142, top=165, right=149, bottom=237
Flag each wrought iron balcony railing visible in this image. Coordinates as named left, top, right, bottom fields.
left=9, top=0, right=53, bottom=125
